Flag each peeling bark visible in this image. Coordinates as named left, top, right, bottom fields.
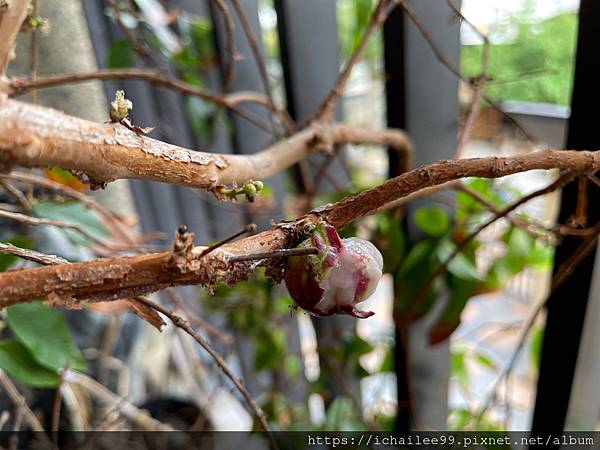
left=0, top=99, right=412, bottom=189
left=1, top=149, right=598, bottom=305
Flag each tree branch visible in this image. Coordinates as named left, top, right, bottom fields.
left=0, top=242, right=69, bottom=265
left=0, top=150, right=598, bottom=305
left=0, top=0, right=29, bottom=80
left=0, top=99, right=412, bottom=190
left=8, top=69, right=274, bottom=132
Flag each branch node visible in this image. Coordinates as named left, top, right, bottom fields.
left=172, top=225, right=195, bottom=272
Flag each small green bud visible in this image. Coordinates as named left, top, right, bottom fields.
left=253, top=180, right=264, bottom=192
left=243, top=183, right=257, bottom=196
left=110, top=90, right=133, bottom=122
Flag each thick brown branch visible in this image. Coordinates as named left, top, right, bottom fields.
left=0, top=0, right=29, bottom=79
left=0, top=150, right=599, bottom=304
left=0, top=99, right=411, bottom=190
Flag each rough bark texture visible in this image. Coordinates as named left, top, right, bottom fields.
left=0, top=99, right=412, bottom=189
left=0, top=0, right=28, bottom=79
left=1, top=149, right=598, bottom=305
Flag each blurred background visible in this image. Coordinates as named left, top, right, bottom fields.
left=1, top=0, right=598, bottom=437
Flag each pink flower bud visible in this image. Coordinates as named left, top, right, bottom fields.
left=284, top=224, right=383, bottom=318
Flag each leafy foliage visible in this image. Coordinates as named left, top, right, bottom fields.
left=461, top=13, right=577, bottom=106
left=0, top=302, right=85, bottom=387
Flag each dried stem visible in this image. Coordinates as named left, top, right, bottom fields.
left=2, top=171, right=135, bottom=245
left=1, top=151, right=599, bottom=304
left=315, top=0, right=396, bottom=120
left=212, top=0, right=236, bottom=87
left=0, top=178, right=31, bottom=211
left=457, top=183, right=557, bottom=244
left=226, top=246, right=318, bottom=263
left=0, top=99, right=412, bottom=191
left=132, top=296, right=277, bottom=448
left=197, top=223, right=256, bottom=257
left=0, top=207, right=106, bottom=246
left=9, top=69, right=273, bottom=132
left=0, top=369, right=47, bottom=434
left=0, top=242, right=69, bottom=265
left=61, top=369, right=173, bottom=431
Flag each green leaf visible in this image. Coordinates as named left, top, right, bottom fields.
left=108, top=39, right=136, bottom=69
left=324, top=396, right=365, bottom=431
left=344, top=335, right=374, bottom=358
left=32, top=201, right=109, bottom=246
left=414, top=206, right=450, bottom=237
left=429, top=276, right=476, bottom=344
left=7, top=302, right=86, bottom=372
left=0, top=236, right=33, bottom=272
left=395, top=239, right=440, bottom=320
left=451, top=350, right=469, bottom=388
left=475, top=352, right=498, bottom=371
left=0, top=340, right=60, bottom=387
left=284, top=354, right=301, bottom=381
left=527, top=242, right=554, bottom=269
left=436, top=239, right=483, bottom=281
left=255, top=328, right=286, bottom=371
left=530, top=325, right=545, bottom=370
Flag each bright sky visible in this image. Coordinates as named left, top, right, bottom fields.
left=461, top=0, right=579, bottom=44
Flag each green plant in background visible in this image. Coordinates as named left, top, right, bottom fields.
left=462, top=11, right=577, bottom=106
left=0, top=198, right=111, bottom=387
left=376, top=178, right=553, bottom=346
left=338, top=0, right=382, bottom=74
left=0, top=303, right=86, bottom=387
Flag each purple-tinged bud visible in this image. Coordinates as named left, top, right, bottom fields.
left=284, top=224, right=383, bottom=319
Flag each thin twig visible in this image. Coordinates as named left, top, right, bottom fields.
left=456, top=184, right=557, bottom=244
left=131, top=296, right=278, bottom=450
left=226, top=246, right=318, bottom=263
left=0, top=178, right=31, bottom=211
left=476, top=220, right=600, bottom=421
left=229, top=0, right=279, bottom=136
left=197, top=223, right=257, bottom=258
left=315, top=0, right=395, bottom=120
left=52, top=372, right=63, bottom=444
left=0, top=208, right=106, bottom=246
left=0, top=242, right=69, bottom=265
left=165, top=288, right=234, bottom=346
left=9, top=69, right=273, bottom=132
left=407, top=170, right=577, bottom=320
left=28, top=0, right=38, bottom=104
left=2, top=172, right=135, bottom=245
left=61, top=369, right=173, bottom=431
left=211, top=0, right=236, bottom=87
left=0, top=369, right=47, bottom=433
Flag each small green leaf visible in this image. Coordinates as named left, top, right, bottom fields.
left=108, top=39, right=136, bottom=69
left=414, top=206, right=450, bottom=237
left=344, top=335, right=374, bottom=357
left=475, top=352, right=498, bottom=371
left=7, top=302, right=86, bottom=372
left=436, top=239, right=482, bottom=281
left=0, top=340, right=60, bottom=387
left=429, top=275, right=476, bottom=344
left=530, top=325, right=545, bottom=370
left=451, top=350, right=469, bottom=388
left=324, top=397, right=365, bottom=431
left=284, top=354, right=301, bottom=381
